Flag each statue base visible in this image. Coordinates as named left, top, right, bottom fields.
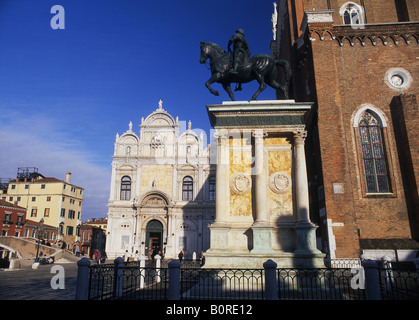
left=203, top=251, right=325, bottom=269
left=204, top=100, right=325, bottom=269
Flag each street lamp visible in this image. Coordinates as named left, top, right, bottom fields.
left=34, top=218, right=44, bottom=263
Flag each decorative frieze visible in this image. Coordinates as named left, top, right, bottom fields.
left=308, top=22, right=419, bottom=47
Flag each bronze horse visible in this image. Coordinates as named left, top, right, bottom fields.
left=200, top=41, right=291, bottom=101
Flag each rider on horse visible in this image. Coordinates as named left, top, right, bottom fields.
left=228, top=29, right=250, bottom=91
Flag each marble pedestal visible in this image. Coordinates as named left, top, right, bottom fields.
left=204, top=100, right=325, bottom=269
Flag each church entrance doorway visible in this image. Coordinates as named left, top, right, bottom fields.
left=145, top=220, right=163, bottom=258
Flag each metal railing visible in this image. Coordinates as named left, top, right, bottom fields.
left=180, top=268, right=264, bottom=300
left=277, top=268, right=366, bottom=300
left=77, top=257, right=419, bottom=300
left=87, top=260, right=169, bottom=300
left=379, top=261, right=419, bottom=300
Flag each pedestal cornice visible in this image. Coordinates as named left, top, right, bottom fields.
left=206, top=100, right=313, bottom=129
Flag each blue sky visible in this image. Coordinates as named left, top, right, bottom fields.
left=0, top=0, right=278, bottom=220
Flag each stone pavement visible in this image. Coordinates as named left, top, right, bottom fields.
left=0, top=262, right=79, bottom=300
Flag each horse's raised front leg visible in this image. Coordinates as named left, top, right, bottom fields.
left=205, top=74, right=221, bottom=96
left=251, top=73, right=267, bottom=101
left=222, top=83, right=235, bottom=101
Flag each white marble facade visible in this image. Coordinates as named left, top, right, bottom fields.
left=106, top=100, right=215, bottom=260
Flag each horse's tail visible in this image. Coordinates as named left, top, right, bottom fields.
left=275, top=59, right=291, bottom=82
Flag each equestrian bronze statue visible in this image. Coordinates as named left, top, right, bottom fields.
left=200, top=30, right=291, bottom=101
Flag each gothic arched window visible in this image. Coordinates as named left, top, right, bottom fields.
left=340, top=2, right=364, bottom=25
left=120, top=176, right=131, bottom=200
left=358, top=111, right=391, bottom=193
left=182, top=176, right=193, bottom=201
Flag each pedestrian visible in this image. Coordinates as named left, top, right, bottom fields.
left=75, top=243, right=80, bottom=257
left=95, top=249, right=101, bottom=264
left=178, top=250, right=184, bottom=262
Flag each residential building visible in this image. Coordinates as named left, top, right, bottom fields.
left=23, top=219, right=58, bottom=244
left=1, top=168, right=84, bottom=249
left=0, top=199, right=26, bottom=237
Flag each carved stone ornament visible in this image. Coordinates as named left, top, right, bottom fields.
left=230, top=173, right=251, bottom=194
left=269, top=172, right=291, bottom=194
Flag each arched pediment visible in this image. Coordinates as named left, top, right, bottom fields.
left=119, top=134, right=139, bottom=144
left=179, top=131, right=199, bottom=143
left=144, top=112, right=176, bottom=127
left=117, top=165, right=135, bottom=171
left=179, top=164, right=196, bottom=171
left=140, top=191, right=170, bottom=206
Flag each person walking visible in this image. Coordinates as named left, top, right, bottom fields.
left=94, top=249, right=101, bottom=264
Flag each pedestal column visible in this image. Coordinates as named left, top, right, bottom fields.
left=215, top=129, right=229, bottom=226
left=252, top=130, right=269, bottom=225
left=294, top=130, right=310, bottom=224
left=293, top=130, right=321, bottom=256
left=251, top=130, right=272, bottom=253
left=208, top=130, right=230, bottom=253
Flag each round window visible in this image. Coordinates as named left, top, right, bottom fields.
left=385, top=68, right=411, bottom=90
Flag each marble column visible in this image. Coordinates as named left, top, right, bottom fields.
left=214, top=129, right=230, bottom=226
left=251, top=130, right=272, bottom=253
left=293, top=130, right=321, bottom=255
left=165, top=208, right=174, bottom=258
left=252, top=130, right=269, bottom=225
left=207, top=130, right=230, bottom=252
left=294, top=130, right=310, bottom=224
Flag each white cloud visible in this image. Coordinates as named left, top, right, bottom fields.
left=0, top=111, right=110, bottom=220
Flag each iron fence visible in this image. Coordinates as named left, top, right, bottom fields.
left=277, top=268, right=366, bottom=300
left=83, top=258, right=419, bottom=300
left=379, top=263, right=419, bottom=300
left=180, top=268, right=264, bottom=300
left=88, top=262, right=169, bottom=300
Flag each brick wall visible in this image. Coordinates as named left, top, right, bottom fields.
left=274, top=0, right=419, bottom=258
left=301, top=0, right=418, bottom=23
left=308, top=23, right=418, bottom=257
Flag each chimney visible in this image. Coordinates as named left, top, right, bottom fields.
left=66, top=172, right=71, bottom=183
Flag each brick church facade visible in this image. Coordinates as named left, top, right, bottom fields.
left=272, top=0, right=419, bottom=260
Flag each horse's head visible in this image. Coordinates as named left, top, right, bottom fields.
left=200, top=41, right=226, bottom=63
left=200, top=41, right=208, bottom=64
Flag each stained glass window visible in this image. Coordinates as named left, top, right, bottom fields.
left=359, top=111, right=390, bottom=193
